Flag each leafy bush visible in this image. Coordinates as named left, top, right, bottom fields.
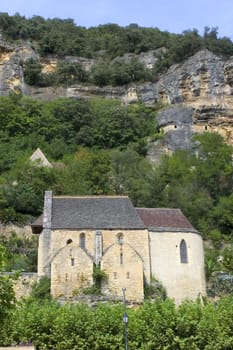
left=144, top=277, right=167, bottom=300
left=30, top=276, right=51, bottom=300
left=1, top=293, right=233, bottom=349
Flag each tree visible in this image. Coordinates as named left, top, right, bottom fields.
left=56, top=61, right=88, bottom=84
left=110, top=148, right=153, bottom=206
left=23, top=59, right=43, bottom=86
left=90, top=62, right=111, bottom=86
left=212, top=194, right=233, bottom=235
left=193, top=133, right=233, bottom=201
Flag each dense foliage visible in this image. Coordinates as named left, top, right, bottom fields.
left=0, top=244, right=16, bottom=335
left=0, top=94, right=232, bottom=238
left=0, top=232, right=37, bottom=272
left=0, top=296, right=233, bottom=349
left=1, top=14, right=232, bottom=59
left=23, top=56, right=151, bottom=87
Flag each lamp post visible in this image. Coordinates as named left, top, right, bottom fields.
left=122, top=288, right=129, bottom=350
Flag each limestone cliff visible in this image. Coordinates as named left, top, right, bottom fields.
left=0, top=39, right=232, bottom=156
left=145, top=50, right=233, bottom=158
left=0, top=39, right=38, bottom=95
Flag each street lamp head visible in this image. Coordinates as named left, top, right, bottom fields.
left=123, top=313, right=128, bottom=324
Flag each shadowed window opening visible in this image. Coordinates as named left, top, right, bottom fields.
left=66, top=239, right=73, bottom=244
left=180, top=239, right=188, bottom=263
left=80, top=233, right=86, bottom=249
left=120, top=252, right=123, bottom=265
left=71, top=258, right=75, bottom=266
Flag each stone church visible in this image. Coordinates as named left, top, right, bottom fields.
left=31, top=191, right=206, bottom=303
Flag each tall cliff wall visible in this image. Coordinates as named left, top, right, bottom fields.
left=0, top=40, right=232, bottom=155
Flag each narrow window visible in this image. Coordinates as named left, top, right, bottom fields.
left=205, top=125, right=208, bottom=130
left=65, top=273, right=68, bottom=281
left=127, top=272, right=130, bottom=279
left=120, top=252, right=123, bottom=265
left=71, top=258, right=75, bottom=266
left=174, top=124, right=177, bottom=129
left=114, top=272, right=117, bottom=279
left=180, top=239, right=188, bottom=263
left=80, top=233, right=86, bottom=249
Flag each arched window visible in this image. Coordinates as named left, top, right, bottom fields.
left=80, top=233, right=86, bottom=249
left=180, top=239, right=188, bottom=263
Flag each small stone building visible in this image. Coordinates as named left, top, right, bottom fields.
left=32, top=191, right=206, bottom=303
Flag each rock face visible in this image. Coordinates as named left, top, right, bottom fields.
left=112, top=48, right=165, bottom=68
left=0, top=39, right=38, bottom=95
left=145, top=50, right=233, bottom=156
left=62, top=50, right=233, bottom=153
left=147, top=106, right=194, bottom=162
left=0, top=40, right=232, bottom=156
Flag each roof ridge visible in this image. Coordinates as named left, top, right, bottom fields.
left=53, top=195, right=129, bottom=199
left=137, top=208, right=181, bottom=211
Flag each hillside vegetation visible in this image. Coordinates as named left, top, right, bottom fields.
left=1, top=13, right=233, bottom=87
left=0, top=13, right=233, bottom=349
left=0, top=93, right=232, bottom=277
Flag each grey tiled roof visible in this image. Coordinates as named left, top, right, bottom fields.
left=51, top=196, right=146, bottom=229
left=136, top=208, right=198, bottom=232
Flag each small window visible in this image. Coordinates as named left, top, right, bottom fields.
left=80, top=233, right=86, bottom=249
left=205, top=125, right=208, bottom=130
left=65, top=273, right=68, bottom=281
left=180, top=239, right=188, bottom=263
left=71, top=258, right=75, bottom=266
left=66, top=239, right=73, bottom=245
left=114, top=272, right=117, bottom=279
left=174, top=124, right=177, bottom=129
left=127, top=272, right=130, bottom=279
left=120, top=252, right=123, bottom=265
